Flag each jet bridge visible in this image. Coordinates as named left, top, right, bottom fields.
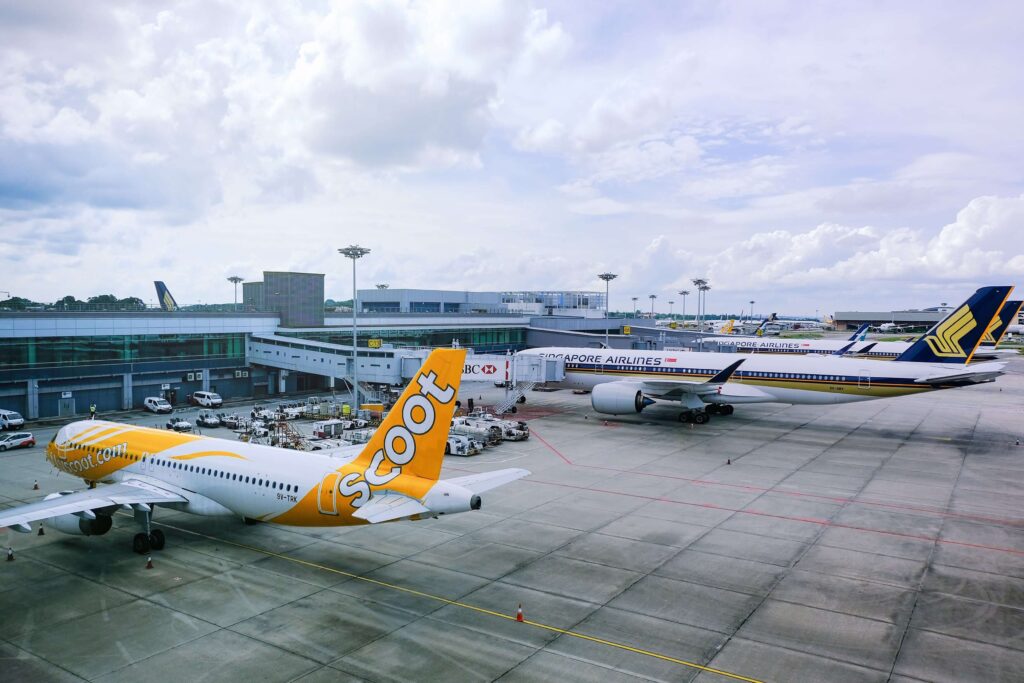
left=246, top=335, right=562, bottom=390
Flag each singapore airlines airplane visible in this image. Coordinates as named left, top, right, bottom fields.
left=0, top=350, right=528, bottom=554
left=520, top=286, right=1012, bottom=424
left=719, top=298, right=1022, bottom=362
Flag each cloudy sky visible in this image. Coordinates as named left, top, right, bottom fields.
left=1, top=1, right=1022, bottom=315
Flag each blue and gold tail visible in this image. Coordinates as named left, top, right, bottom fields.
left=154, top=281, right=179, bottom=312
left=981, top=300, right=1022, bottom=347
left=896, top=286, right=1013, bottom=364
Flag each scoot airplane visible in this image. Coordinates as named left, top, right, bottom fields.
left=0, top=350, right=528, bottom=554
left=520, top=286, right=1011, bottom=424
left=719, top=299, right=1021, bottom=362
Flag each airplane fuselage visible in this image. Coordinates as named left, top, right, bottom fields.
left=520, top=347, right=1002, bottom=405
left=46, top=420, right=440, bottom=526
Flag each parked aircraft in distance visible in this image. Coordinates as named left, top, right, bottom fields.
left=520, top=286, right=1011, bottom=424
left=0, top=350, right=528, bottom=554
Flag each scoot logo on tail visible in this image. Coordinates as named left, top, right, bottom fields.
left=317, top=369, right=456, bottom=513
left=924, top=304, right=976, bottom=358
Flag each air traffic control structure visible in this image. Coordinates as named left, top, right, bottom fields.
left=246, top=334, right=564, bottom=409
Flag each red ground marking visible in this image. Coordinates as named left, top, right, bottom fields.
left=525, top=478, right=1024, bottom=557
left=528, top=428, right=1024, bottom=528
left=530, top=430, right=574, bottom=465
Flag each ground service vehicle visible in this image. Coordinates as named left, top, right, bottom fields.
left=143, top=397, right=173, bottom=414
left=0, top=432, right=34, bottom=451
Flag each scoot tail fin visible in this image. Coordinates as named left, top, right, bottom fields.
left=721, top=319, right=735, bottom=334
left=981, top=300, right=1023, bottom=346
left=895, top=286, right=1013, bottom=364
left=154, top=281, right=179, bottom=312
left=847, top=323, right=870, bottom=342
left=350, top=348, right=465, bottom=483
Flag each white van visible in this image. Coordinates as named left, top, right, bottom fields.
left=0, top=409, right=25, bottom=430
left=143, top=397, right=173, bottom=414
left=189, top=391, right=223, bottom=408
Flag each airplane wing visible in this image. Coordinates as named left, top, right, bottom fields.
left=914, top=363, right=1006, bottom=386
left=442, top=468, right=530, bottom=494
left=351, top=492, right=431, bottom=523
left=0, top=480, right=187, bottom=532
left=637, top=359, right=746, bottom=399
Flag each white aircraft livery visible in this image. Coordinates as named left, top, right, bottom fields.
left=0, top=349, right=529, bottom=554
left=520, top=286, right=1012, bottom=423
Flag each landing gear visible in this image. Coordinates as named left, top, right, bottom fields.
left=517, top=396, right=526, bottom=404
left=131, top=504, right=163, bottom=554
left=132, top=532, right=151, bottom=554
left=706, top=404, right=735, bottom=416
left=678, top=410, right=710, bottom=424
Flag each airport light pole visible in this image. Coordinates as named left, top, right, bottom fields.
left=649, top=294, right=657, bottom=318
left=631, top=296, right=638, bottom=315
left=339, top=245, right=371, bottom=409
left=227, top=276, right=243, bottom=311
left=668, top=300, right=674, bottom=317
left=598, top=272, right=617, bottom=348
left=691, top=279, right=707, bottom=329
left=749, top=300, right=755, bottom=321
left=679, top=290, right=689, bottom=325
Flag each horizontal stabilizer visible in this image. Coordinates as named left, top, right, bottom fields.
left=442, top=468, right=531, bottom=495
left=914, top=364, right=1006, bottom=386
left=352, top=492, right=431, bottom=523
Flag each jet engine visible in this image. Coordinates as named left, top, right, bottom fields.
left=424, top=480, right=483, bottom=515
left=43, top=492, right=113, bottom=536
left=591, top=383, right=655, bottom=415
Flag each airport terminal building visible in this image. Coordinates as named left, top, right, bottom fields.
left=0, top=275, right=656, bottom=420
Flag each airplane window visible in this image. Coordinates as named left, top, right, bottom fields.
left=258, top=479, right=263, bottom=486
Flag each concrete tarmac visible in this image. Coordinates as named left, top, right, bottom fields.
left=2, top=357, right=1024, bottom=682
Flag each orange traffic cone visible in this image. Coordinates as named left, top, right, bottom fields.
left=32, top=480, right=39, bottom=490
left=145, top=555, right=154, bottom=570
left=516, top=603, right=524, bottom=622
left=6, top=547, right=13, bottom=562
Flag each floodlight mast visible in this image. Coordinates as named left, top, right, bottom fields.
left=339, top=246, right=371, bottom=408
left=598, top=272, right=617, bottom=348
left=227, top=276, right=244, bottom=311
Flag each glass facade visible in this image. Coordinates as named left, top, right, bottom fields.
left=0, top=334, right=247, bottom=371
left=281, top=326, right=526, bottom=352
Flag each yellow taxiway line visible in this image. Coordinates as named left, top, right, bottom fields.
left=157, top=521, right=765, bottom=683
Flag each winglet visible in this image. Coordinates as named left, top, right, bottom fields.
left=705, top=358, right=745, bottom=384
left=832, top=341, right=856, bottom=356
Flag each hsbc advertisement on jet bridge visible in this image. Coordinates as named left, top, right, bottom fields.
left=462, top=355, right=511, bottom=382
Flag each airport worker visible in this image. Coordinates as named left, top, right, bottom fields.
left=90, top=403, right=97, bottom=420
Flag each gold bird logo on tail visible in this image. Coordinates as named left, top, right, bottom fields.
left=924, top=305, right=976, bottom=358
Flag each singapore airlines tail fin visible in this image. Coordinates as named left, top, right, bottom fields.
left=982, top=300, right=1023, bottom=346
left=351, top=348, right=466, bottom=483
left=154, top=281, right=179, bottom=312
left=895, top=286, right=1013, bottom=364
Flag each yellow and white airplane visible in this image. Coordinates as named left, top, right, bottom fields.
left=1, top=349, right=529, bottom=554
